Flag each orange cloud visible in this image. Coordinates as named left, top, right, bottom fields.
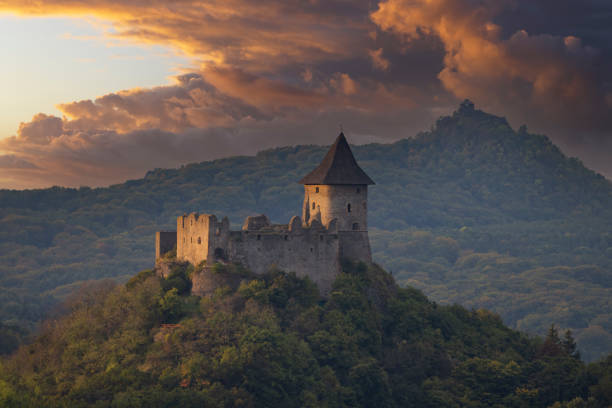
left=371, top=0, right=611, bottom=132
left=0, top=0, right=372, bottom=71
left=54, top=73, right=272, bottom=133
left=1, top=0, right=612, bottom=188
left=368, top=48, right=390, bottom=71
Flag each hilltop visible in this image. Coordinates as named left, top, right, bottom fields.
left=2, top=262, right=611, bottom=407
left=1, top=101, right=611, bottom=359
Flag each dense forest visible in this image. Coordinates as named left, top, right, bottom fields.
left=1, top=101, right=611, bottom=360
left=1, top=261, right=611, bottom=407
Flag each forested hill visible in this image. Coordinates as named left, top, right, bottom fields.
left=2, top=262, right=611, bottom=407
left=1, top=101, right=611, bottom=360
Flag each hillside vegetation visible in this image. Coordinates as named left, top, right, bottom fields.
left=1, top=101, right=611, bottom=360
left=2, top=262, right=611, bottom=407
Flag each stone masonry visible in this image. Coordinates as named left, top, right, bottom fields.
left=155, top=132, right=375, bottom=295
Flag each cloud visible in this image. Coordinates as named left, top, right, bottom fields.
left=0, top=154, right=38, bottom=169
left=370, top=0, right=612, bottom=177
left=1, top=0, right=612, bottom=187
left=329, top=73, right=358, bottom=96
left=56, top=72, right=271, bottom=133
left=0, top=106, right=440, bottom=189
left=0, top=0, right=374, bottom=72
left=369, top=48, right=390, bottom=71
left=371, top=0, right=612, bottom=133
left=17, top=113, right=64, bottom=143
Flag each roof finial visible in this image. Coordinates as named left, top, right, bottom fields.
left=339, top=123, right=343, bottom=134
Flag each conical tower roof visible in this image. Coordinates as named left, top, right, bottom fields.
left=299, top=133, right=375, bottom=185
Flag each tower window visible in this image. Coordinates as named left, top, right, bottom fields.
left=347, top=203, right=351, bottom=213
left=315, top=187, right=319, bottom=193
left=356, top=187, right=360, bottom=193
left=312, top=202, right=316, bottom=210
left=352, top=223, right=359, bottom=230
left=198, top=237, right=201, bottom=244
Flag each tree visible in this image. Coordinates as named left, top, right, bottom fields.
left=563, top=329, right=580, bottom=359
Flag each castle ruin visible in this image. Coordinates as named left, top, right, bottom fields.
left=155, top=133, right=374, bottom=294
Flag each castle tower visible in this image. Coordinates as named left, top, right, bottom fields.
left=299, top=132, right=375, bottom=263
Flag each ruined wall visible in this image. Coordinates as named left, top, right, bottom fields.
left=177, top=213, right=230, bottom=266
left=177, top=213, right=210, bottom=265
left=226, top=216, right=341, bottom=294
left=174, top=206, right=370, bottom=294
left=174, top=211, right=370, bottom=294
left=303, top=184, right=368, bottom=231
left=155, top=231, right=177, bottom=260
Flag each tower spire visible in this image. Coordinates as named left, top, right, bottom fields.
left=299, top=133, right=374, bottom=185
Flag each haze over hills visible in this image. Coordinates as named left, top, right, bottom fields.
left=1, top=101, right=611, bottom=360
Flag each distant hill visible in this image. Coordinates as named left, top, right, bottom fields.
left=2, top=262, right=611, bottom=407
left=1, top=101, right=611, bottom=360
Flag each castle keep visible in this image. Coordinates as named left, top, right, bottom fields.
left=155, top=133, right=374, bottom=294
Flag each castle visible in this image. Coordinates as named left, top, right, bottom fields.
left=155, top=132, right=375, bottom=294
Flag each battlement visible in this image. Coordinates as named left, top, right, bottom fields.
left=155, top=132, right=374, bottom=295
left=155, top=212, right=349, bottom=294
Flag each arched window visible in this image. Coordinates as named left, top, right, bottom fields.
left=347, top=203, right=351, bottom=213
left=197, top=237, right=201, bottom=244
left=312, top=202, right=316, bottom=210
left=315, top=187, right=319, bottom=193
left=352, top=223, right=359, bottom=230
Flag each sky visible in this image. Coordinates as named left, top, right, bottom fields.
left=0, top=0, right=611, bottom=189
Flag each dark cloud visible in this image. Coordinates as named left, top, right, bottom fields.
left=17, top=113, right=64, bottom=143
left=56, top=73, right=273, bottom=133
left=0, top=0, right=611, bottom=187
left=0, top=154, right=38, bottom=169
left=372, top=0, right=612, bottom=175
left=0, top=85, right=439, bottom=188
left=497, top=0, right=612, bottom=53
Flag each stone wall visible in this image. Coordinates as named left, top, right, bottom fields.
left=173, top=212, right=342, bottom=294
left=227, top=216, right=341, bottom=294
left=155, top=231, right=177, bottom=260
left=176, top=213, right=231, bottom=265
left=191, top=266, right=245, bottom=297
left=168, top=184, right=371, bottom=295
left=338, top=230, right=372, bottom=263
left=303, top=184, right=368, bottom=231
